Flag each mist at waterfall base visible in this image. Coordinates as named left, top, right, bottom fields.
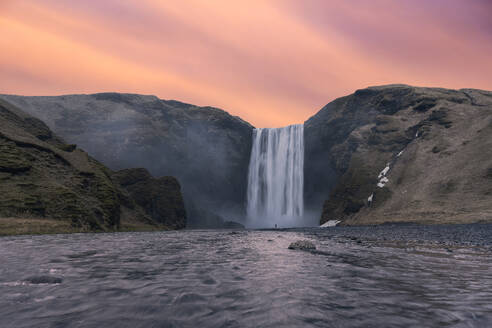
left=246, top=124, right=317, bottom=228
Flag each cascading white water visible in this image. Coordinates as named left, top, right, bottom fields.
left=246, top=124, right=304, bottom=228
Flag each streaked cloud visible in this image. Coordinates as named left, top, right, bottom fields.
left=1, top=0, right=491, bottom=127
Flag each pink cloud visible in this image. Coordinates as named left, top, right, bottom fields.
left=1, top=1, right=491, bottom=127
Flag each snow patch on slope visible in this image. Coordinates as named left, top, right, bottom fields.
left=320, top=220, right=341, bottom=227
left=378, top=164, right=390, bottom=179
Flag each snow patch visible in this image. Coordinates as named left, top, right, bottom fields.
left=368, top=193, right=373, bottom=202
left=397, top=150, right=404, bottom=157
left=377, top=177, right=389, bottom=188
left=415, top=131, right=419, bottom=137
left=320, top=220, right=341, bottom=227
left=378, top=164, right=390, bottom=178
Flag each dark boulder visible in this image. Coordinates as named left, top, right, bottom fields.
left=288, top=240, right=316, bottom=251
left=25, top=276, right=63, bottom=284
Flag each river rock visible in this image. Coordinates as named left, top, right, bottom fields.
left=288, top=240, right=316, bottom=251
left=25, top=276, right=63, bottom=284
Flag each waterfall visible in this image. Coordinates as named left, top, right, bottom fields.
left=246, top=124, right=304, bottom=228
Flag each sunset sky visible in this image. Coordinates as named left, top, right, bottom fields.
left=1, top=1, right=491, bottom=127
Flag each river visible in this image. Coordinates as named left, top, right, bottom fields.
left=1, top=224, right=491, bottom=327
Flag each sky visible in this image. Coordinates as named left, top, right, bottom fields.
left=1, top=1, right=491, bottom=127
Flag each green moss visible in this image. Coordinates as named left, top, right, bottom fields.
left=113, top=169, right=186, bottom=229
left=322, top=155, right=380, bottom=220
left=0, top=100, right=188, bottom=234
left=0, top=217, right=82, bottom=236
left=344, top=198, right=364, bottom=214
left=0, top=139, right=33, bottom=173
left=91, top=165, right=120, bottom=228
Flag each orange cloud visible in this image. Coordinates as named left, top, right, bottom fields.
left=1, top=1, right=491, bottom=127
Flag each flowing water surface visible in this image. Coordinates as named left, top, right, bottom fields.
left=1, top=225, right=492, bottom=328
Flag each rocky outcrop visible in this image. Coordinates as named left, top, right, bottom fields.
left=0, top=98, right=186, bottom=232
left=1, top=93, right=253, bottom=227
left=305, top=85, right=492, bottom=225
left=112, top=168, right=186, bottom=229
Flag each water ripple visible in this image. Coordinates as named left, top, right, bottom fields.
left=0, top=225, right=491, bottom=327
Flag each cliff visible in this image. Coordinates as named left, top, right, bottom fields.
left=112, top=168, right=186, bottom=230
left=3, top=85, right=491, bottom=228
left=1, top=93, right=253, bottom=227
left=0, top=98, right=186, bottom=234
left=305, top=85, right=492, bottom=225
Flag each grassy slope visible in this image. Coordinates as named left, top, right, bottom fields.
left=0, top=99, right=185, bottom=235
left=0, top=216, right=170, bottom=236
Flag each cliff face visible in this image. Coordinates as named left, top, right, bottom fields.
left=1, top=93, right=253, bottom=227
left=3, top=85, right=491, bottom=228
left=112, top=168, right=186, bottom=230
left=0, top=98, right=186, bottom=232
left=305, top=85, right=492, bottom=225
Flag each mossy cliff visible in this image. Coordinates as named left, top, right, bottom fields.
left=0, top=99, right=186, bottom=234
left=112, top=168, right=186, bottom=230
left=0, top=93, right=253, bottom=227
left=305, top=85, right=492, bottom=225
left=3, top=85, right=491, bottom=227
